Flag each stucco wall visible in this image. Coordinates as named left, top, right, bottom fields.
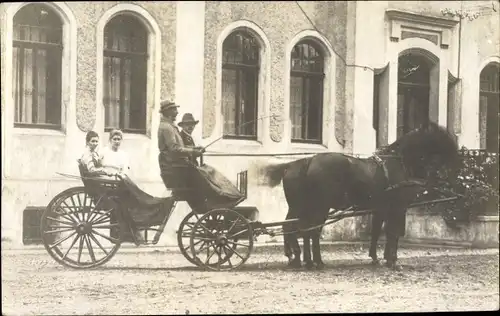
left=202, top=1, right=348, bottom=145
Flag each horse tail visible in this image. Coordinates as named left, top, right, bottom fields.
left=259, top=162, right=290, bottom=187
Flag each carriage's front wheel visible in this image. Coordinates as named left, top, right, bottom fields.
left=41, top=187, right=124, bottom=269
left=177, top=211, right=202, bottom=266
left=189, top=208, right=254, bottom=271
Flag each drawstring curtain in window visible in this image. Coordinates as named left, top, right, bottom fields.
left=12, top=4, right=62, bottom=128
left=103, top=15, right=147, bottom=133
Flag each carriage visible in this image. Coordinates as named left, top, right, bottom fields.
left=40, top=149, right=460, bottom=272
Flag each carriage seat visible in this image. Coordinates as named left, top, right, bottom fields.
left=76, top=159, right=172, bottom=207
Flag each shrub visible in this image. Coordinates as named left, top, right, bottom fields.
left=421, top=147, right=499, bottom=228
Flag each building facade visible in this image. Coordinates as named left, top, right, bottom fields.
left=1, top=1, right=498, bottom=247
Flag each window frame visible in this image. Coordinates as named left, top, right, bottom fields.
left=290, top=41, right=325, bottom=144
left=221, top=30, right=260, bottom=141
left=102, top=15, right=149, bottom=135
left=396, top=54, right=432, bottom=138
left=12, top=5, right=64, bottom=130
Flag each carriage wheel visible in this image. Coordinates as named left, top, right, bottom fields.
left=178, top=211, right=238, bottom=267
left=177, top=211, right=202, bottom=266
left=189, top=208, right=253, bottom=271
left=41, top=187, right=124, bottom=269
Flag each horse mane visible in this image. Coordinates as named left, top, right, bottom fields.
left=376, top=122, right=459, bottom=178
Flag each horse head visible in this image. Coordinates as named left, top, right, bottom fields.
left=378, top=122, right=460, bottom=182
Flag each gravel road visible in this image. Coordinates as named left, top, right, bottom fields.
left=2, top=244, right=499, bottom=314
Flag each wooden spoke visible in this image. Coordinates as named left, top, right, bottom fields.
left=84, top=235, right=96, bottom=263
left=204, top=245, right=217, bottom=265
left=227, top=217, right=240, bottom=234
left=49, top=231, right=77, bottom=249
left=77, top=235, right=84, bottom=264
left=91, top=229, right=120, bottom=244
left=223, top=244, right=245, bottom=260
left=44, top=227, right=76, bottom=235
left=54, top=206, right=78, bottom=223
left=183, top=239, right=203, bottom=252
left=197, top=222, right=215, bottom=237
left=228, top=228, right=249, bottom=239
left=69, top=195, right=82, bottom=221
left=88, top=233, right=109, bottom=255
left=61, top=201, right=81, bottom=221
left=62, top=234, right=80, bottom=260
left=90, top=209, right=114, bottom=225
left=194, top=241, right=212, bottom=255
left=46, top=216, right=74, bottom=226
left=224, top=239, right=251, bottom=248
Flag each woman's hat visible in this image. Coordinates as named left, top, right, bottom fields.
left=178, top=113, right=199, bottom=127
left=160, top=100, right=179, bottom=113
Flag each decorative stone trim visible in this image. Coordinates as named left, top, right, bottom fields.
left=386, top=9, right=459, bottom=49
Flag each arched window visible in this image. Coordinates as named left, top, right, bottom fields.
left=479, top=63, right=499, bottom=152
left=397, top=53, right=432, bottom=137
left=222, top=31, right=260, bottom=139
left=290, top=41, right=324, bottom=143
left=103, top=15, right=148, bottom=133
left=13, top=4, right=63, bottom=129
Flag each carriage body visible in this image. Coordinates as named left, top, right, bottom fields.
left=40, top=159, right=258, bottom=270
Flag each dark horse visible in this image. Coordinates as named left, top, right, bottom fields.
left=258, top=122, right=459, bottom=270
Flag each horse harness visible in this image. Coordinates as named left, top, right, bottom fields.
left=372, top=152, right=426, bottom=193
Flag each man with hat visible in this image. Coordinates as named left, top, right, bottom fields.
left=178, top=113, right=200, bottom=166
left=157, top=100, right=206, bottom=213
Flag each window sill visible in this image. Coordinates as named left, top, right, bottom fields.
left=205, top=138, right=263, bottom=154
left=105, top=132, right=150, bottom=141
left=290, top=142, right=329, bottom=153
left=13, top=127, right=65, bottom=137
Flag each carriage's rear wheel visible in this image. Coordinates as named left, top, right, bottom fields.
left=189, top=208, right=253, bottom=271
left=41, top=187, right=124, bottom=269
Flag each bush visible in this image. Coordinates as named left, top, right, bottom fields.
left=421, top=147, right=499, bottom=228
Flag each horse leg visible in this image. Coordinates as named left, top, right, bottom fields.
left=303, top=232, right=314, bottom=270
left=384, top=232, right=401, bottom=271
left=288, top=232, right=302, bottom=268
left=369, top=212, right=385, bottom=265
left=312, top=228, right=325, bottom=270
left=284, top=208, right=302, bottom=268
left=384, top=210, right=405, bottom=271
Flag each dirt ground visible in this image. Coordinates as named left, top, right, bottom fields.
left=2, top=244, right=499, bottom=315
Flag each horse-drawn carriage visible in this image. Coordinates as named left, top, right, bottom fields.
left=41, top=122, right=463, bottom=271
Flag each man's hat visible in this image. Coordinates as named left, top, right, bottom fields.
left=178, top=113, right=199, bottom=127
left=160, top=100, right=179, bottom=113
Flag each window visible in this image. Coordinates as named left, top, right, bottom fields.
left=397, top=54, right=431, bottom=137
left=290, top=41, right=324, bottom=143
left=479, top=63, right=499, bottom=215
left=103, top=15, right=148, bottom=134
left=13, top=4, right=63, bottom=129
left=222, top=31, right=260, bottom=139
left=23, top=207, right=45, bottom=245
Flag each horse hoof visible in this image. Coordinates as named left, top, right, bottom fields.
left=288, top=259, right=302, bottom=269
left=304, top=261, right=314, bottom=270
left=385, top=261, right=402, bottom=271
left=315, top=262, right=325, bottom=270
left=371, top=259, right=381, bottom=266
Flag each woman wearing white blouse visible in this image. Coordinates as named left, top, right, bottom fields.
left=101, top=129, right=130, bottom=175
